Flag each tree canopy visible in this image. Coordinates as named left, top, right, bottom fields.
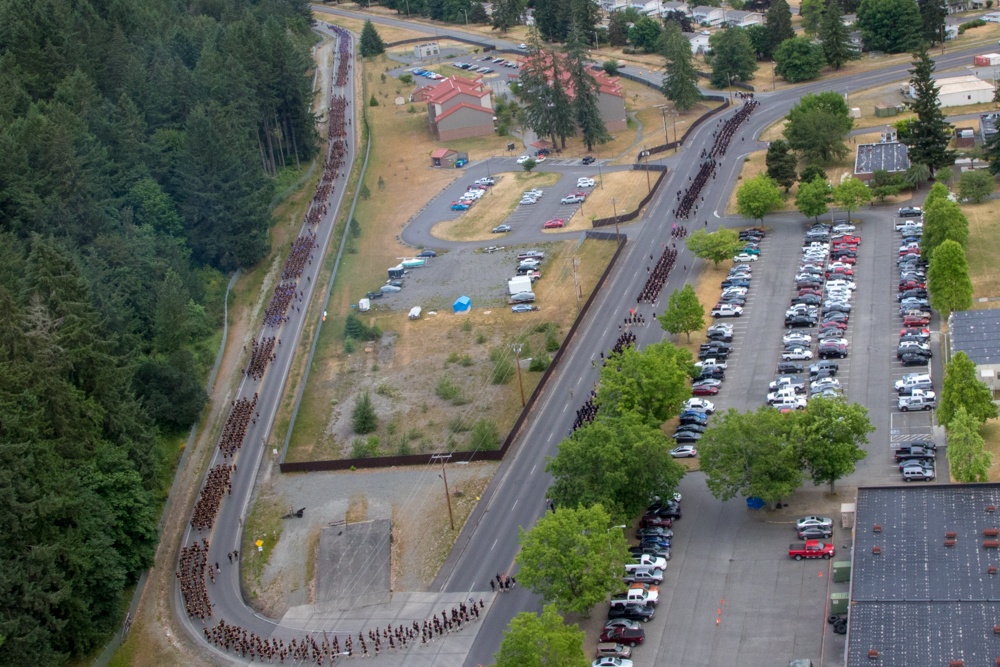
left=796, top=176, right=832, bottom=221
left=921, top=198, right=969, bottom=261
left=662, top=23, right=702, bottom=112
left=659, top=284, right=705, bottom=342
left=766, top=0, right=796, bottom=54
left=946, top=407, right=992, bottom=483
left=819, top=0, right=859, bottom=69
left=708, top=27, right=758, bottom=88
left=939, top=351, right=998, bottom=427
left=905, top=49, right=955, bottom=175
left=958, top=169, right=996, bottom=204
left=494, top=605, right=588, bottom=667
left=766, top=140, right=799, bottom=190
left=792, top=397, right=872, bottom=493
left=595, top=341, right=694, bottom=425
left=546, top=413, right=686, bottom=522
left=775, top=36, right=826, bottom=83
left=800, top=0, right=826, bottom=34
left=783, top=92, right=854, bottom=164
left=832, top=177, right=872, bottom=219
left=516, top=505, right=630, bottom=615
left=857, top=0, right=925, bottom=53
left=928, top=239, right=973, bottom=317
left=736, top=174, right=784, bottom=221
left=686, top=227, right=744, bottom=266
left=360, top=20, right=387, bottom=57
left=0, top=0, right=317, bottom=661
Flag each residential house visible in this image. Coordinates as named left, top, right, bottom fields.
left=683, top=31, right=711, bottom=54
left=425, top=76, right=495, bottom=141
left=841, top=13, right=856, bottom=26
left=691, top=5, right=725, bottom=25
left=723, top=9, right=763, bottom=26
left=520, top=52, right=628, bottom=132
left=660, top=0, right=690, bottom=15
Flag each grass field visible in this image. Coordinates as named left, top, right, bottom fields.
left=431, top=171, right=562, bottom=241
left=556, top=170, right=652, bottom=232
left=960, top=196, right=1000, bottom=299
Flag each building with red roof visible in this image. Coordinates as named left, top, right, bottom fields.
left=424, top=75, right=495, bottom=141
left=518, top=51, right=628, bottom=133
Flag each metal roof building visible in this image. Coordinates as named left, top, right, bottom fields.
left=847, top=484, right=1000, bottom=666
left=949, top=308, right=1000, bottom=390
left=854, top=142, right=910, bottom=181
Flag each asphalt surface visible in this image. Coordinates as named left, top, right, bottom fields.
left=182, top=7, right=973, bottom=666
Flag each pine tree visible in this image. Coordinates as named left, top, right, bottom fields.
left=491, top=0, right=525, bottom=31
left=819, top=0, right=858, bottom=70
left=359, top=20, right=386, bottom=57
left=571, top=0, right=601, bottom=45
left=708, top=27, right=758, bottom=88
left=947, top=407, right=992, bottom=483
left=352, top=391, right=379, bottom=434
left=548, top=54, right=576, bottom=148
left=766, top=140, right=798, bottom=190
left=565, top=24, right=609, bottom=151
left=906, top=48, right=955, bottom=175
left=800, top=0, right=825, bottom=35
left=766, top=0, right=795, bottom=54
left=661, top=23, right=702, bottom=112
left=918, top=0, right=947, bottom=45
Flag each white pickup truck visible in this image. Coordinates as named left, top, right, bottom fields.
left=610, top=588, right=659, bottom=607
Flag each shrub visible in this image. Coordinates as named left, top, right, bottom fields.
left=345, top=313, right=381, bottom=341
left=446, top=351, right=461, bottom=365
left=449, top=416, right=472, bottom=432
left=529, top=355, right=551, bottom=372
left=475, top=332, right=487, bottom=344
left=436, top=376, right=462, bottom=401
left=461, top=319, right=473, bottom=332
left=470, top=420, right=501, bottom=451
left=545, top=331, right=560, bottom=352
left=351, top=392, right=378, bottom=434
left=344, top=338, right=356, bottom=354
left=375, top=382, right=399, bottom=398
left=350, top=435, right=380, bottom=458
left=459, top=354, right=474, bottom=367
left=490, top=351, right=515, bottom=385
left=399, top=73, right=413, bottom=84
left=369, top=95, right=379, bottom=106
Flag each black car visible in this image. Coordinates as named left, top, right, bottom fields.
left=796, top=280, right=824, bottom=290
left=897, top=346, right=931, bottom=360
left=647, top=501, right=681, bottom=519
left=721, top=279, right=752, bottom=289
left=898, top=206, right=923, bottom=217
left=899, top=352, right=930, bottom=366
left=898, top=288, right=929, bottom=302
left=698, top=350, right=730, bottom=362
left=696, top=366, right=725, bottom=379
left=797, top=526, right=833, bottom=539
left=777, top=362, right=805, bottom=374
left=700, top=342, right=733, bottom=353
left=416, top=250, right=437, bottom=258
left=894, top=445, right=934, bottom=462
left=674, top=422, right=706, bottom=434
left=608, top=604, right=656, bottom=622
left=629, top=544, right=671, bottom=560
left=905, top=439, right=938, bottom=451
left=672, top=430, right=701, bottom=443
left=365, top=291, right=384, bottom=299
left=822, top=303, right=852, bottom=315
left=680, top=414, right=709, bottom=427
left=581, top=155, right=596, bottom=165
left=785, top=315, right=817, bottom=328
left=818, top=344, right=848, bottom=359
left=791, top=294, right=822, bottom=305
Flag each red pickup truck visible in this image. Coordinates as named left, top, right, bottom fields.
left=788, top=540, right=835, bottom=560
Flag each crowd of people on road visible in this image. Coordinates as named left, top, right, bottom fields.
left=332, top=26, right=350, bottom=87
left=202, top=601, right=485, bottom=663
left=219, top=394, right=258, bottom=459
left=637, top=246, right=678, bottom=304
left=572, top=394, right=598, bottom=432
left=245, top=337, right=278, bottom=382
left=191, top=464, right=234, bottom=531
left=673, top=158, right=716, bottom=220
left=178, top=539, right=214, bottom=621
left=282, top=235, right=318, bottom=281
left=491, top=573, right=516, bottom=592
left=670, top=224, right=688, bottom=239
left=707, top=98, right=759, bottom=159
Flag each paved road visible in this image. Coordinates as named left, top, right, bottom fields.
left=182, top=7, right=972, bottom=665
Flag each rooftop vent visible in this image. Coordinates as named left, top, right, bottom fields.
left=945, top=539, right=957, bottom=547
left=868, top=649, right=879, bottom=659
left=872, top=546, right=882, bottom=554
left=950, top=661, right=964, bottom=667
left=946, top=531, right=957, bottom=539
left=986, top=528, right=1000, bottom=537
left=986, top=540, right=1000, bottom=549
left=990, top=566, right=998, bottom=575
left=873, top=524, right=882, bottom=533
left=988, top=505, right=997, bottom=513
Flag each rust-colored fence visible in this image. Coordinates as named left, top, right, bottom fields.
left=279, top=235, right=629, bottom=474
left=591, top=168, right=667, bottom=228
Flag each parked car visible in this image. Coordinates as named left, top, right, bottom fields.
left=491, top=224, right=511, bottom=233
left=511, top=304, right=538, bottom=313
left=670, top=445, right=698, bottom=458
left=561, top=194, right=585, bottom=204
left=543, top=218, right=566, bottom=229
left=599, top=626, right=646, bottom=646
left=732, top=253, right=759, bottom=263
left=711, top=304, right=743, bottom=318
left=898, top=206, right=923, bottom=217
left=683, top=398, right=715, bottom=413
left=796, top=516, right=833, bottom=530
left=582, top=155, right=596, bottom=164
left=798, top=526, right=833, bottom=540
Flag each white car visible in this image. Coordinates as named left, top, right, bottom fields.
left=670, top=445, right=698, bottom=458
left=577, top=178, right=596, bottom=187
left=519, top=43, right=527, bottom=49
left=524, top=188, right=543, bottom=198
left=826, top=279, right=857, bottom=291
left=519, top=197, right=537, bottom=205
left=695, top=358, right=728, bottom=370
left=629, top=553, right=668, bottom=569
left=593, top=658, right=633, bottom=667
left=796, top=516, right=834, bottom=530
left=516, top=155, right=531, bottom=164
left=783, top=332, right=812, bottom=346
left=722, top=286, right=748, bottom=297
left=708, top=323, right=734, bottom=334
left=772, top=396, right=808, bottom=410
left=683, top=398, right=715, bottom=413
left=711, top=304, right=743, bottom=317
left=732, top=253, right=759, bottom=263
left=475, top=177, right=495, bottom=186
left=782, top=348, right=814, bottom=361
left=810, top=378, right=842, bottom=392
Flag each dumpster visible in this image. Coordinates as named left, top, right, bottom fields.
left=830, top=592, right=849, bottom=615
left=833, top=561, right=851, bottom=583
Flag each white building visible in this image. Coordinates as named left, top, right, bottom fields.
left=908, top=74, right=995, bottom=107
left=724, top=9, right=763, bottom=26
left=683, top=31, right=710, bottom=53
left=691, top=5, right=725, bottom=25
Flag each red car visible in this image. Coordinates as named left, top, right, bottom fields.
left=826, top=268, right=853, bottom=278
left=639, top=515, right=673, bottom=529
left=899, top=248, right=921, bottom=257
left=543, top=218, right=566, bottom=229
left=831, top=242, right=858, bottom=251
left=599, top=626, right=645, bottom=646
left=798, top=288, right=822, bottom=297
left=899, top=280, right=926, bottom=291
left=831, top=235, right=860, bottom=245
left=903, top=315, right=930, bottom=327
left=691, top=385, right=719, bottom=396
left=832, top=255, right=857, bottom=265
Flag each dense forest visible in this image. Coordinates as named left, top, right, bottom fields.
left=0, top=0, right=317, bottom=663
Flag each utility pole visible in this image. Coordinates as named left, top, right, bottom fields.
left=643, top=146, right=651, bottom=193
left=572, top=258, right=581, bottom=309
left=612, top=197, right=620, bottom=243
left=512, top=344, right=526, bottom=406
left=430, top=454, right=455, bottom=530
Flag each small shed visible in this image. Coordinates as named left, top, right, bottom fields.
left=413, top=42, right=440, bottom=58
left=955, top=127, right=976, bottom=148
left=452, top=295, right=472, bottom=313
left=431, top=148, right=458, bottom=167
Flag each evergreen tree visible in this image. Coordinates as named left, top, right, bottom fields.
left=566, top=24, right=609, bottom=151
left=535, top=0, right=570, bottom=41
left=608, top=12, right=629, bottom=46
left=491, top=0, right=526, bottom=31
left=662, top=23, right=703, bottom=112
left=766, top=140, right=798, bottom=190
left=800, top=0, right=826, bottom=34
left=359, top=20, right=386, bottom=57
left=819, top=0, right=859, bottom=70
left=571, top=0, right=602, bottom=45
left=352, top=391, right=379, bottom=434
left=947, top=406, right=992, bottom=483
left=905, top=49, right=955, bottom=175
left=857, top=0, right=924, bottom=53
left=766, top=0, right=795, bottom=53
left=918, top=0, right=948, bottom=45
left=708, top=27, right=758, bottom=88
left=927, top=239, right=973, bottom=317
left=799, top=164, right=827, bottom=183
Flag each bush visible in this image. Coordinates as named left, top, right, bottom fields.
left=344, top=338, right=356, bottom=354
left=459, top=354, right=474, bottom=366
left=959, top=18, right=986, bottom=30
left=369, top=95, right=379, bottom=106
left=470, top=419, right=501, bottom=451
left=446, top=351, right=461, bottom=365
left=345, top=313, right=381, bottom=341
left=602, top=60, right=620, bottom=76
left=435, top=376, right=461, bottom=401
left=490, top=347, right=515, bottom=384
left=399, top=73, right=413, bottom=84
left=351, top=392, right=378, bottom=434
left=475, top=332, right=487, bottom=344
left=545, top=331, right=560, bottom=352
left=529, top=355, right=551, bottom=372
left=375, top=382, right=399, bottom=398
left=449, top=416, right=472, bottom=432
left=350, top=435, right=380, bottom=458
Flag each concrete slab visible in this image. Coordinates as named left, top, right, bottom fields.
left=316, top=519, right=391, bottom=610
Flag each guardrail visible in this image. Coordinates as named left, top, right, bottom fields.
left=278, top=234, right=628, bottom=473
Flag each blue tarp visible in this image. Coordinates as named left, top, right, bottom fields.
left=452, top=296, right=471, bottom=313
left=746, top=497, right=766, bottom=510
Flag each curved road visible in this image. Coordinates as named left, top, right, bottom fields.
left=180, top=7, right=989, bottom=665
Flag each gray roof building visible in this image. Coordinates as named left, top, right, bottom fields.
left=854, top=142, right=910, bottom=180
left=950, top=308, right=1000, bottom=365
left=981, top=112, right=1000, bottom=144
left=848, top=484, right=1000, bottom=666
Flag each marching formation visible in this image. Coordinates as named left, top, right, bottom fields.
left=218, top=395, right=258, bottom=459
left=637, top=245, right=679, bottom=304
left=245, top=337, right=278, bottom=381
left=191, top=464, right=234, bottom=531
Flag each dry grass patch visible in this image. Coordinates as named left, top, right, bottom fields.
left=961, top=196, right=1000, bottom=299
left=312, top=8, right=429, bottom=43
left=631, top=98, right=725, bottom=162
left=345, top=492, right=369, bottom=523
left=982, top=418, right=1000, bottom=481
left=432, top=171, right=562, bottom=241
left=556, top=170, right=651, bottom=232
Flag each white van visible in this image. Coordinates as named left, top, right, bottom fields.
left=408, top=306, right=422, bottom=320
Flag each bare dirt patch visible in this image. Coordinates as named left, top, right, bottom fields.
left=556, top=170, right=651, bottom=232
left=432, top=171, right=562, bottom=241
left=346, top=492, right=370, bottom=523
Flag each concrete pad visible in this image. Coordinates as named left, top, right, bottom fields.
left=316, top=519, right=391, bottom=610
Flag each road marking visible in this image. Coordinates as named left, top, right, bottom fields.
left=491, top=538, right=499, bottom=551
left=530, top=464, right=536, bottom=475
left=511, top=499, right=518, bottom=511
